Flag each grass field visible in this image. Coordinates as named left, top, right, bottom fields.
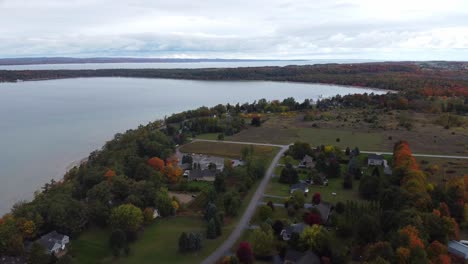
left=194, top=133, right=220, bottom=140
left=417, top=157, right=468, bottom=184
left=179, top=141, right=279, bottom=160
left=264, top=177, right=362, bottom=205
left=71, top=228, right=112, bottom=264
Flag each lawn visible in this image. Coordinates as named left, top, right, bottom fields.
left=194, top=133, right=220, bottom=140
left=179, top=141, right=279, bottom=160
left=264, top=177, right=362, bottom=205
left=296, top=128, right=383, bottom=151
left=71, top=228, right=112, bottom=264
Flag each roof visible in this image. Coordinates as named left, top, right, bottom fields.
left=448, top=241, right=468, bottom=260
left=284, top=250, right=320, bottom=264
left=37, top=231, right=68, bottom=251
left=189, top=168, right=219, bottom=179
left=290, top=182, right=308, bottom=192
left=284, top=223, right=307, bottom=236
left=0, top=256, right=26, bottom=264
left=368, top=154, right=384, bottom=161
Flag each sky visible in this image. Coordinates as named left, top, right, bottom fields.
left=0, top=0, right=467, bottom=60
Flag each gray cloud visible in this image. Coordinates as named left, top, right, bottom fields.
left=0, top=0, right=467, bottom=59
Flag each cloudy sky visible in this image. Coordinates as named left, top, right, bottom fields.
left=0, top=0, right=467, bottom=60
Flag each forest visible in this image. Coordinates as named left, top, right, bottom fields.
left=1, top=62, right=467, bottom=97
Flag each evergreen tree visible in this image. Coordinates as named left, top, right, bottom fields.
left=207, top=218, right=217, bottom=239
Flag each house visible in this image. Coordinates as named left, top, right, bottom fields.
left=298, top=155, right=314, bottom=169
left=290, top=182, right=309, bottom=194
left=368, top=154, right=385, bottom=166
left=0, top=256, right=26, bottom=264
left=36, top=231, right=70, bottom=256
left=153, top=209, right=160, bottom=219
left=284, top=249, right=320, bottom=264
left=448, top=241, right=468, bottom=260
left=280, top=223, right=307, bottom=241
left=305, top=202, right=332, bottom=223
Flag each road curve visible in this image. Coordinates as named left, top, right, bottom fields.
left=201, top=144, right=289, bottom=264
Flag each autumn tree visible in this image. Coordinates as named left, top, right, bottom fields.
left=148, top=157, right=165, bottom=171
left=236, top=242, right=254, bottom=264
left=251, top=225, right=275, bottom=257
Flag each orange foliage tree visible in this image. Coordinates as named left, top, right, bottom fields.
left=104, top=169, right=116, bottom=182
left=164, top=164, right=182, bottom=183
left=148, top=157, right=165, bottom=171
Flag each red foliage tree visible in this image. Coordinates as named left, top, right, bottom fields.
left=312, top=192, right=321, bottom=205
left=104, top=169, right=116, bottom=182
left=304, top=212, right=321, bottom=226
left=236, top=242, right=254, bottom=264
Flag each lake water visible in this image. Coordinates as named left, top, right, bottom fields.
left=0, top=77, right=386, bottom=214
left=0, top=59, right=375, bottom=70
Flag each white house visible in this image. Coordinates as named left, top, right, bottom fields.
left=36, top=231, right=70, bottom=256
left=368, top=154, right=385, bottom=166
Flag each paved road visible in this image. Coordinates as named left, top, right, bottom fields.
left=198, top=138, right=467, bottom=263
left=201, top=144, right=289, bottom=264
left=360, top=151, right=468, bottom=160
left=193, top=139, right=468, bottom=160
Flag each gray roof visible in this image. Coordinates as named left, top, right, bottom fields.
left=368, top=154, right=384, bottom=161
left=290, top=182, right=308, bottom=192
left=284, top=223, right=307, bottom=237
left=37, top=231, right=67, bottom=251
left=0, top=256, right=26, bottom=264
left=448, top=241, right=468, bottom=260
left=189, top=168, right=219, bottom=179
left=284, top=250, right=320, bottom=264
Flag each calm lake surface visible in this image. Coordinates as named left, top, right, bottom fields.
left=0, top=77, right=386, bottom=214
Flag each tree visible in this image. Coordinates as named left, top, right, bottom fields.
left=300, top=225, right=331, bottom=254
left=304, top=212, right=321, bottom=226
left=251, top=116, right=261, bottom=127
left=236, top=242, right=254, bottom=264
left=290, top=190, right=305, bottom=209
left=258, top=205, right=273, bottom=222
left=207, top=218, right=217, bottom=239
left=28, top=243, right=49, bottom=264
left=109, top=229, right=127, bottom=257
left=343, top=173, right=353, bottom=189
left=357, top=214, right=380, bottom=245
left=288, top=142, right=312, bottom=160
left=272, top=220, right=284, bottom=236
left=163, top=164, right=182, bottom=183
left=279, top=164, right=298, bottom=184
left=148, top=157, right=165, bottom=171
left=109, top=204, right=143, bottom=233
left=218, top=133, right=225, bottom=140
left=204, top=203, right=218, bottom=221
left=178, top=232, right=189, bottom=252
left=252, top=226, right=275, bottom=257
left=312, top=192, right=321, bottom=205
left=155, top=188, right=174, bottom=217
left=143, top=207, right=154, bottom=224
left=364, top=241, right=394, bottom=262
left=104, top=169, right=116, bottom=182
left=214, top=174, right=227, bottom=193
left=359, top=175, right=380, bottom=200
left=224, top=192, right=241, bottom=217
left=327, top=159, right=341, bottom=178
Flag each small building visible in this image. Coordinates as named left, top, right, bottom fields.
left=368, top=154, right=385, bottom=166
left=36, top=231, right=70, bottom=256
left=290, top=182, right=309, bottom=194
left=284, top=249, right=320, bottom=264
left=298, top=155, right=314, bottom=169
left=280, top=223, right=307, bottom=241
left=448, top=240, right=468, bottom=260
